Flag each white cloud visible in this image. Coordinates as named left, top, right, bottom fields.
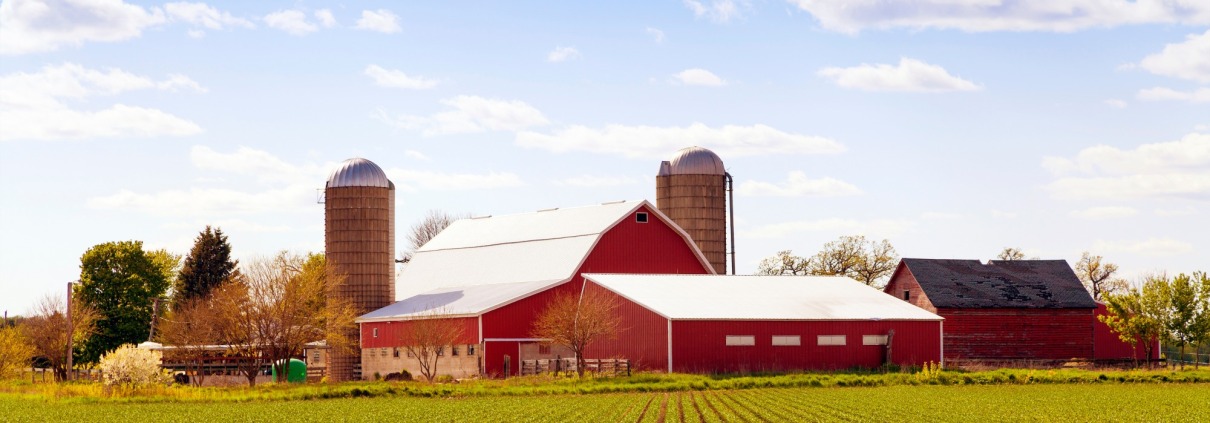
left=164, top=2, right=253, bottom=35
left=190, top=145, right=324, bottom=185
left=991, top=210, right=1018, bottom=219
left=547, top=46, right=581, bottom=62
left=375, top=95, right=550, bottom=135
left=1138, top=29, right=1210, bottom=83
left=554, top=175, right=638, bottom=187
left=1136, top=87, right=1210, bottom=103
left=386, top=169, right=524, bottom=192
left=818, top=58, right=981, bottom=92
left=89, top=185, right=315, bottom=216
left=673, top=68, right=726, bottom=86
left=646, top=27, right=665, bottom=43
left=787, top=0, right=1210, bottom=34
left=737, top=171, right=861, bottom=197
left=1104, top=99, right=1127, bottom=108
left=741, top=217, right=914, bottom=239
left=264, top=9, right=317, bottom=36
left=356, top=9, right=401, bottom=34
left=0, top=63, right=203, bottom=141
left=1069, top=206, right=1138, bottom=219
left=517, top=123, right=844, bottom=159
left=1045, top=133, right=1210, bottom=200
left=404, top=150, right=431, bottom=161
left=0, top=0, right=167, bottom=54
left=364, top=65, right=438, bottom=90
left=684, top=0, right=748, bottom=24
left=314, top=9, right=336, bottom=28
left=1092, top=237, right=1194, bottom=256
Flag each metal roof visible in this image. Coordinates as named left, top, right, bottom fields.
left=326, top=157, right=391, bottom=188
left=358, top=280, right=562, bottom=322
left=899, top=259, right=1096, bottom=309
left=667, top=146, right=724, bottom=175
left=585, top=274, right=943, bottom=321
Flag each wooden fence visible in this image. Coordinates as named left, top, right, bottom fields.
left=520, top=358, right=630, bottom=377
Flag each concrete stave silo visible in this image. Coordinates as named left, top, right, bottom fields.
left=656, top=146, right=731, bottom=274
left=325, top=158, right=395, bottom=381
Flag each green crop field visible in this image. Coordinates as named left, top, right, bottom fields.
left=3, top=384, right=1208, bottom=422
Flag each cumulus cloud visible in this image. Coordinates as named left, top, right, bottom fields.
left=364, top=65, right=438, bottom=89
left=741, top=217, right=914, bottom=239
left=314, top=9, right=336, bottom=28
left=356, top=9, right=401, bottom=33
left=547, top=46, right=581, bottom=62
left=554, top=175, right=639, bottom=187
left=684, top=0, right=749, bottom=24
left=1092, top=237, right=1194, bottom=256
left=1104, top=99, right=1127, bottom=108
left=646, top=27, right=665, bottom=43
left=1137, top=87, right=1210, bottom=103
left=737, top=171, right=861, bottom=197
left=517, top=123, right=844, bottom=159
left=673, top=68, right=726, bottom=86
left=0, top=63, right=203, bottom=141
left=787, top=0, right=1210, bottom=34
left=165, top=2, right=254, bottom=36
left=818, top=58, right=981, bottom=92
left=0, top=0, right=167, bottom=54
left=264, top=9, right=317, bottom=35
left=374, top=95, right=550, bottom=135
left=1044, top=133, right=1210, bottom=200
left=1138, top=29, right=1210, bottom=83
left=1069, top=206, right=1138, bottom=219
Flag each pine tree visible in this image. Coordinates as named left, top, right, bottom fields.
left=176, top=226, right=238, bottom=305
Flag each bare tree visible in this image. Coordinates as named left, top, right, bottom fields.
left=1075, top=252, right=1128, bottom=301
left=756, top=250, right=810, bottom=275
left=997, top=247, right=1026, bottom=261
left=398, top=308, right=466, bottom=382
left=400, top=210, right=468, bottom=263
left=20, top=294, right=98, bottom=381
left=531, top=288, right=621, bottom=377
left=157, top=297, right=218, bottom=385
left=849, top=238, right=899, bottom=286
left=755, top=236, right=899, bottom=287
left=210, top=278, right=266, bottom=387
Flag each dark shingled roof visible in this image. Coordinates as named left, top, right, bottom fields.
left=901, top=259, right=1096, bottom=309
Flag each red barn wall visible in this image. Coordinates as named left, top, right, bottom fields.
left=883, top=265, right=937, bottom=313
left=360, top=317, right=480, bottom=349
left=939, top=308, right=1093, bottom=360
left=480, top=205, right=711, bottom=376
left=1094, top=303, right=1161, bottom=360
left=583, top=282, right=669, bottom=370
left=669, top=320, right=941, bottom=373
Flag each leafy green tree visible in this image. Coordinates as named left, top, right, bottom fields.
left=1167, top=273, right=1201, bottom=369
left=1190, top=271, right=1210, bottom=369
left=175, top=226, right=238, bottom=305
left=77, top=241, right=172, bottom=363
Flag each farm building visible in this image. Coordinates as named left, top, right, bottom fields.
left=884, top=259, right=1097, bottom=361
left=1094, top=301, right=1162, bottom=361
left=357, top=200, right=715, bottom=378
left=583, top=274, right=944, bottom=373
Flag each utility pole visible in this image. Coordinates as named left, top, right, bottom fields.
left=66, top=281, right=74, bottom=382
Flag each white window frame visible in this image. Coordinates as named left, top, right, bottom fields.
left=817, top=335, right=846, bottom=346
left=771, top=335, right=801, bottom=346
left=372, top=327, right=378, bottom=338
left=863, top=335, right=889, bottom=346
left=725, top=335, right=755, bottom=346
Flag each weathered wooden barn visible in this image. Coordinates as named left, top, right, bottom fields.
left=357, top=200, right=714, bottom=378
left=884, top=259, right=1097, bottom=361
left=584, top=274, right=944, bottom=373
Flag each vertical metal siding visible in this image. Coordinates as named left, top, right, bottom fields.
left=583, top=282, right=668, bottom=370
left=939, top=308, right=1094, bottom=360
left=1093, top=303, right=1161, bottom=360
left=360, top=317, right=480, bottom=349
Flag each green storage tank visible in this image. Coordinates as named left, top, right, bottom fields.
left=271, top=358, right=307, bottom=383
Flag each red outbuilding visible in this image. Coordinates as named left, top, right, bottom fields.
left=357, top=200, right=714, bottom=378
left=1094, top=302, right=1162, bottom=361
left=584, top=274, right=944, bottom=372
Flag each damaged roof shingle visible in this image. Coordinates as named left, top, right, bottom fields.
left=902, top=259, right=1096, bottom=309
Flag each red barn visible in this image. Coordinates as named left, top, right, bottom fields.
left=357, top=200, right=713, bottom=378
left=884, top=259, right=1097, bottom=361
left=1094, top=302, right=1162, bottom=361
left=585, top=274, right=944, bottom=372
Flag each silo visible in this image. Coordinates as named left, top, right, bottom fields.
left=656, top=146, right=731, bottom=274
left=325, top=158, right=395, bottom=381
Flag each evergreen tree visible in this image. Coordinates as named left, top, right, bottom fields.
left=175, top=226, right=238, bottom=305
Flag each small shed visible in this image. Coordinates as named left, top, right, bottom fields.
left=584, top=274, right=944, bottom=373
left=884, top=259, right=1097, bottom=361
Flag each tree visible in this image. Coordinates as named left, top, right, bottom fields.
left=756, top=250, right=810, bottom=275
left=997, top=247, right=1026, bottom=261
left=1075, top=252, right=1128, bottom=301
left=157, top=297, right=219, bottom=385
left=531, top=288, right=621, bottom=377
left=1100, top=276, right=1168, bottom=368
left=400, top=210, right=467, bottom=263
left=1192, top=271, right=1210, bottom=369
left=0, top=325, right=34, bottom=380
left=20, top=294, right=98, bottom=381
left=77, top=241, right=173, bottom=363
left=757, top=236, right=900, bottom=288
left=398, top=308, right=466, bottom=382
left=98, top=344, right=171, bottom=388
left=1166, top=273, right=1200, bottom=369
left=209, top=277, right=267, bottom=387
left=175, top=226, right=239, bottom=307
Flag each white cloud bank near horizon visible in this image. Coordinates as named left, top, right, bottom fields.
left=1045, top=133, right=1210, bottom=200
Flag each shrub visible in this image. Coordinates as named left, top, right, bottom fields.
left=0, top=326, right=35, bottom=380
left=98, top=344, right=171, bottom=388
left=435, top=374, right=455, bottom=383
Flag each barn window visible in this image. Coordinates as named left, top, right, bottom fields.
left=393, top=348, right=400, bottom=358
left=636, top=212, right=649, bottom=223
left=817, top=335, right=846, bottom=346
left=538, top=344, right=551, bottom=355
left=903, top=290, right=911, bottom=301
left=467, top=345, right=476, bottom=356
left=451, top=346, right=460, bottom=356
left=863, top=335, right=889, bottom=346
left=771, top=336, right=801, bottom=346
left=725, top=335, right=755, bottom=346
left=372, top=328, right=379, bottom=338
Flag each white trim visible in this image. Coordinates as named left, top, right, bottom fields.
left=478, top=315, right=484, bottom=344
left=582, top=277, right=672, bottom=320
left=666, top=319, right=673, bottom=373
left=483, top=338, right=549, bottom=342
left=940, top=320, right=945, bottom=368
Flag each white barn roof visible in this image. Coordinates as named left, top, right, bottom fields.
left=358, top=280, right=560, bottom=322
left=585, top=274, right=943, bottom=321
left=395, top=200, right=712, bottom=300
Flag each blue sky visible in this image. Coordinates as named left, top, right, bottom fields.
left=1, top=0, right=1207, bottom=315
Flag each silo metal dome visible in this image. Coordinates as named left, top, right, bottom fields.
left=668, top=146, right=725, bottom=175
left=327, top=158, right=391, bottom=188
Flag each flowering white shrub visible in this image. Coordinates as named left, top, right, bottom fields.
left=98, top=344, right=171, bottom=387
